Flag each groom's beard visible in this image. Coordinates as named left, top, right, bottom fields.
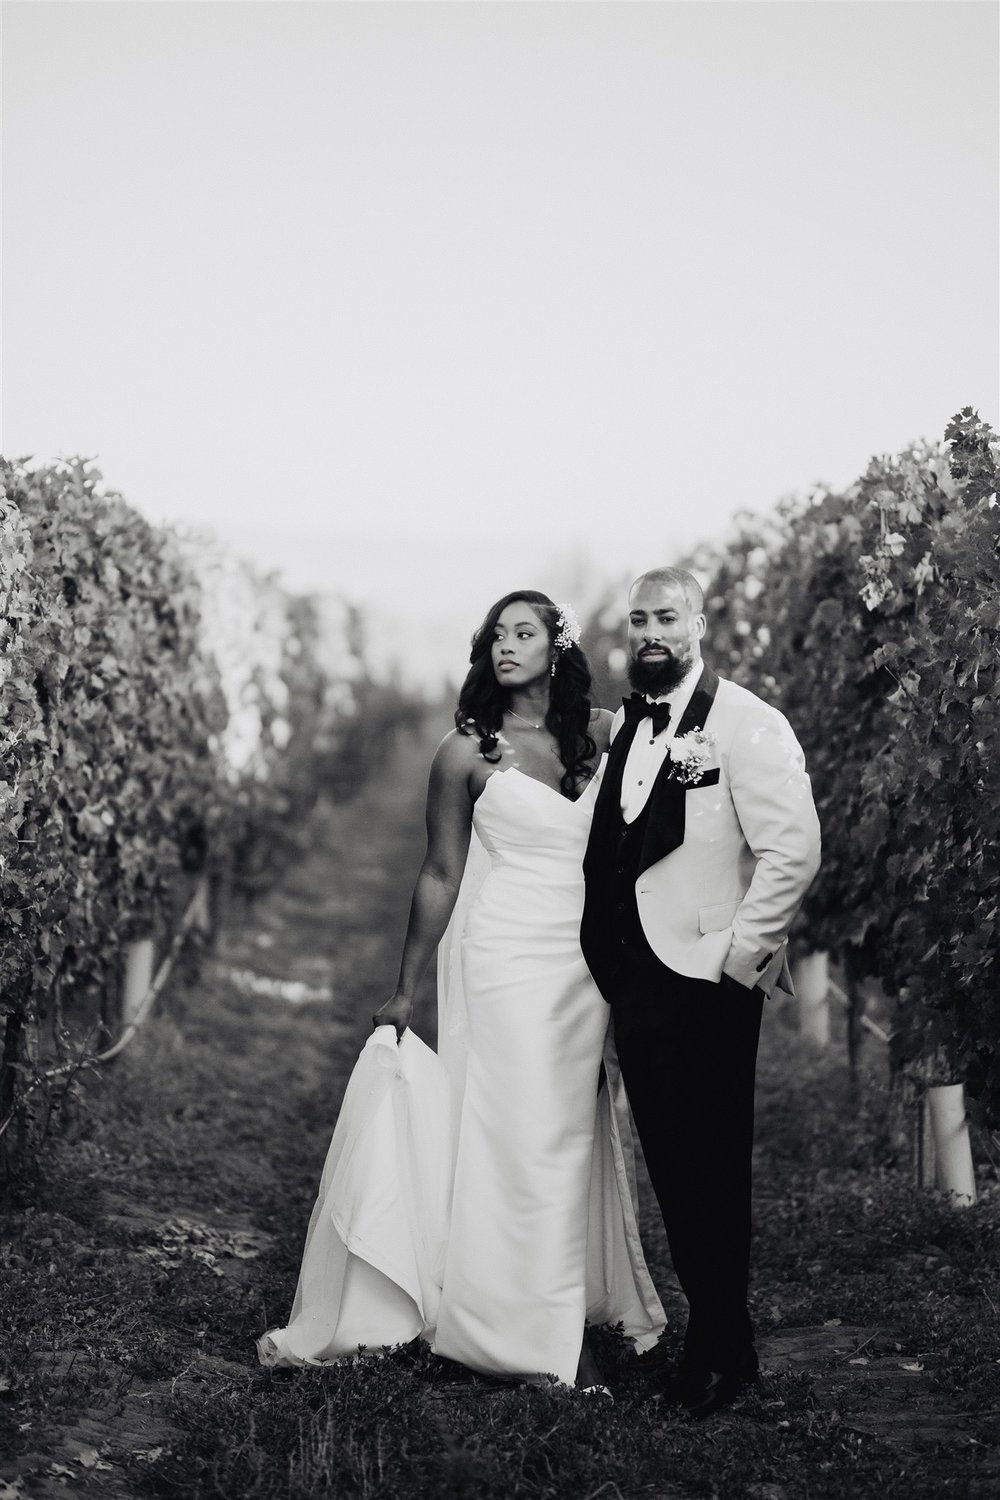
left=627, top=646, right=693, bottom=696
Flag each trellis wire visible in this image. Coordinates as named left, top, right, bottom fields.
left=0, top=881, right=207, bottom=1142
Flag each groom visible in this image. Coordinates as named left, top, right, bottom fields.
left=581, top=567, right=821, bottom=1417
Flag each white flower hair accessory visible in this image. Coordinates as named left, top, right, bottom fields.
left=553, top=603, right=581, bottom=652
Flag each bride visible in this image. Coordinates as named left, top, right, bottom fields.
left=258, top=591, right=665, bottom=1388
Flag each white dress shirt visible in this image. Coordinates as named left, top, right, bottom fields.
left=619, top=659, right=705, bottom=824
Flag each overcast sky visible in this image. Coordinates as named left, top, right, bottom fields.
left=4, top=0, right=997, bottom=684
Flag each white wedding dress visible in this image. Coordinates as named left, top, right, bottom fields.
left=258, top=758, right=665, bottom=1384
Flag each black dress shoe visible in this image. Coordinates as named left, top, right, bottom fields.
left=637, top=1337, right=679, bottom=1385
left=646, top=1353, right=706, bottom=1405
left=646, top=1366, right=687, bottom=1405
left=676, top=1349, right=760, bottom=1420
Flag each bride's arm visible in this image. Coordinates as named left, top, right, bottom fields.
left=590, top=707, right=615, bottom=755
left=372, top=732, right=475, bottom=1036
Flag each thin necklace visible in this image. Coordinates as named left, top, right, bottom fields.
left=508, top=709, right=544, bottom=729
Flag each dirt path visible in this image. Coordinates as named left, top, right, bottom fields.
left=2, top=713, right=998, bottom=1499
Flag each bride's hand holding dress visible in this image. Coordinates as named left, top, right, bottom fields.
left=371, top=992, right=413, bottom=1038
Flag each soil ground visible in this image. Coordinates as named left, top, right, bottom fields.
left=2, top=717, right=998, bottom=1499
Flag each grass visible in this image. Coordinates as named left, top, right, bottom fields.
left=2, top=729, right=999, bottom=1497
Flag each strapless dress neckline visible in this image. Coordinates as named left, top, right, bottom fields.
left=480, top=754, right=607, bottom=809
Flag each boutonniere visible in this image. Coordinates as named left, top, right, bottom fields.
left=665, top=729, right=717, bottom=786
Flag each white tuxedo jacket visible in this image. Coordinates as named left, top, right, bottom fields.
left=609, top=672, right=821, bottom=997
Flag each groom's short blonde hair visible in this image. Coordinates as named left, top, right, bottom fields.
left=629, top=567, right=704, bottom=614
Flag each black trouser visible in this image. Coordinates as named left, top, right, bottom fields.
left=607, top=941, right=764, bottom=1372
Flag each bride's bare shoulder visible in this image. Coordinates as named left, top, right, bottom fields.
left=431, top=725, right=485, bottom=779
left=589, top=708, right=615, bottom=754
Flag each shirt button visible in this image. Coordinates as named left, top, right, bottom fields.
left=637, top=779, right=643, bottom=786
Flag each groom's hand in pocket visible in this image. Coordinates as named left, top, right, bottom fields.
left=719, top=972, right=763, bottom=999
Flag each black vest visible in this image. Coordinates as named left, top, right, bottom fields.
left=581, top=664, right=720, bottom=995
left=606, top=795, right=658, bottom=953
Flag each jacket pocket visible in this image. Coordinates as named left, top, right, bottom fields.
left=698, top=900, right=741, bottom=934
left=686, top=768, right=720, bottom=790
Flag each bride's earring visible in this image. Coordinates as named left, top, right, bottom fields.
left=550, top=659, right=557, bottom=677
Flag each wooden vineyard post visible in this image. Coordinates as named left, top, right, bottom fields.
left=122, top=936, right=156, bottom=1026
left=792, top=952, right=830, bottom=1046
left=928, top=1084, right=977, bottom=1205
left=0, top=1007, right=27, bottom=1181
left=915, top=1081, right=937, bottom=1190
left=207, top=856, right=234, bottom=952
left=839, top=948, right=864, bottom=1080
left=190, top=877, right=211, bottom=936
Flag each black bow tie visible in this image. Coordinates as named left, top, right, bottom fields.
left=623, top=692, right=672, bottom=736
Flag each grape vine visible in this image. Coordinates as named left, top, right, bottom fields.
left=0, top=458, right=372, bottom=1175
left=582, top=410, right=1000, bottom=1124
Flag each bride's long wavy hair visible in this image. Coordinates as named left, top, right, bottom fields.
left=455, top=590, right=598, bottom=798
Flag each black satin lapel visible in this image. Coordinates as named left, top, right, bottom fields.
left=584, top=712, right=641, bottom=875
left=673, top=663, right=720, bottom=739
left=638, top=664, right=721, bottom=873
